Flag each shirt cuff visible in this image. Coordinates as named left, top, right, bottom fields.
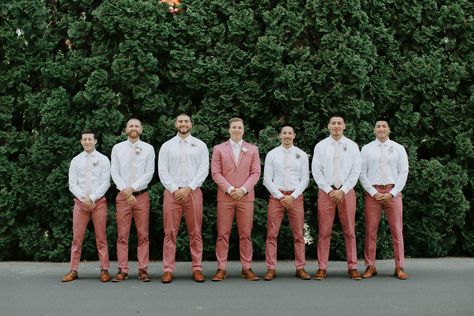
left=241, top=187, right=248, bottom=194
left=226, top=186, right=234, bottom=194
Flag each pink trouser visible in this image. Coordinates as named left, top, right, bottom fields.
left=266, top=194, right=306, bottom=270
left=317, top=189, right=358, bottom=269
left=216, top=200, right=254, bottom=270
left=364, top=189, right=405, bottom=268
left=69, top=197, right=109, bottom=271
left=162, top=188, right=203, bottom=272
left=115, top=192, right=150, bottom=273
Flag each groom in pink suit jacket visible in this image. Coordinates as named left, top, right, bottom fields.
left=211, top=117, right=261, bottom=281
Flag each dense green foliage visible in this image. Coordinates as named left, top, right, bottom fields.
left=1, top=0, right=472, bottom=262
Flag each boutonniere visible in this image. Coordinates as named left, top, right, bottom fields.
left=92, top=161, right=99, bottom=167
left=342, top=144, right=347, bottom=152
left=296, top=153, right=301, bottom=159
left=241, top=147, right=248, bottom=153
left=191, top=143, right=197, bottom=147
left=389, top=146, right=394, bottom=153
left=135, top=146, right=142, bottom=155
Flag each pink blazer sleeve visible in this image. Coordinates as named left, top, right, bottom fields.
left=211, top=144, right=232, bottom=193
left=241, top=143, right=261, bottom=191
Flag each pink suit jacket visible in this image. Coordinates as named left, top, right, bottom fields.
left=211, top=140, right=261, bottom=202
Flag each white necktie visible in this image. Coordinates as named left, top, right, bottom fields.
left=85, top=155, right=92, bottom=195
left=233, top=144, right=240, bottom=164
left=129, top=144, right=137, bottom=185
left=333, top=143, right=343, bottom=189
left=179, top=139, right=188, bottom=183
left=283, top=150, right=291, bottom=188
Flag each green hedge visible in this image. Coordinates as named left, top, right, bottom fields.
left=1, top=0, right=472, bottom=262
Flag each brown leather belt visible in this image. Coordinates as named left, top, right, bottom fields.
left=132, top=189, right=148, bottom=196
left=373, top=184, right=394, bottom=189
left=279, top=190, right=295, bottom=195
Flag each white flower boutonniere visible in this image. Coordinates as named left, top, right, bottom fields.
left=296, top=153, right=301, bottom=159
left=191, top=143, right=197, bottom=147
left=342, top=144, right=347, bottom=152
left=92, top=161, right=99, bottom=167
left=389, top=146, right=394, bottom=153
left=135, top=146, right=142, bottom=155
left=241, top=147, right=248, bottom=153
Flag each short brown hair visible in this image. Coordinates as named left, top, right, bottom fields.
left=228, top=117, right=244, bottom=127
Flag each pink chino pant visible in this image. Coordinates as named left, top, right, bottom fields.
left=364, top=188, right=405, bottom=268
left=69, top=197, right=109, bottom=271
left=162, top=188, right=203, bottom=272
left=216, top=200, right=254, bottom=270
left=115, top=192, right=150, bottom=273
left=265, top=193, right=306, bottom=270
left=317, top=189, right=358, bottom=269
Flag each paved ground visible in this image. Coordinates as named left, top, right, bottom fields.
left=1, top=258, right=473, bottom=316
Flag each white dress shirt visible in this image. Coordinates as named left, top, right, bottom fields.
left=69, top=150, right=110, bottom=202
left=311, top=136, right=361, bottom=194
left=158, top=134, right=209, bottom=193
left=359, top=139, right=409, bottom=197
left=111, top=139, right=155, bottom=191
left=263, top=145, right=309, bottom=199
left=230, top=139, right=243, bottom=163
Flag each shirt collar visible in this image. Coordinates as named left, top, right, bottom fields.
left=329, top=135, right=347, bottom=144
left=176, top=134, right=193, bottom=144
left=127, top=139, right=141, bottom=147
left=280, top=145, right=294, bottom=153
left=230, top=139, right=243, bottom=147
left=376, top=138, right=391, bottom=146
left=82, top=150, right=97, bottom=157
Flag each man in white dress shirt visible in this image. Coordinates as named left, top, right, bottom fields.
left=111, top=118, right=155, bottom=282
left=262, top=125, right=311, bottom=281
left=62, top=129, right=111, bottom=282
left=311, top=116, right=362, bottom=280
left=359, top=120, right=409, bottom=280
left=158, top=114, right=209, bottom=283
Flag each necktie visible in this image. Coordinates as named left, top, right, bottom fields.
left=233, top=144, right=240, bottom=164
left=129, top=144, right=137, bottom=185
left=85, top=155, right=92, bottom=196
left=333, top=142, right=343, bottom=189
left=283, top=150, right=291, bottom=188
left=179, top=139, right=188, bottom=183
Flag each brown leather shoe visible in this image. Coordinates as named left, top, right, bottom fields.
left=362, top=266, right=377, bottom=279
left=394, top=267, right=408, bottom=280
left=100, top=270, right=111, bottom=282
left=263, top=269, right=276, bottom=281
left=61, top=270, right=78, bottom=282
left=295, top=269, right=311, bottom=280
left=314, top=269, right=327, bottom=280
left=211, top=269, right=226, bottom=282
left=347, top=269, right=362, bottom=280
left=112, top=269, right=128, bottom=282
left=241, top=268, right=260, bottom=281
left=138, top=268, right=151, bottom=282
left=193, top=270, right=205, bottom=283
left=161, top=271, right=173, bottom=283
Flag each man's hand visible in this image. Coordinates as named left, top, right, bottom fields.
left=126, top=194, right=137, bottom=206
left=121, top=187, right=134, bottom=199
left=230, top=188, right=245, bottom=200
left=280, top=195, right=295, bottom=210
left=174, top=187, right=192, bottom=202
left=375, top=192, right=393, bottom=203
left=328, top=189, right=345, bottom=204
left=81, top=196, right=95, bottom=210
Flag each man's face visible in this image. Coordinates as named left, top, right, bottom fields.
left=175, top=115, right=192, bottom=135
left=126, top=119, right=142, bottom=139
left=80, top=133, right=97, bottom=153
left=328, top=117, right=346, bottom=138
left=229, top=121, right=244, bottom=142
left=374, top=120, right=390, bottom=141
left=280, top=126, right=295, bottom=147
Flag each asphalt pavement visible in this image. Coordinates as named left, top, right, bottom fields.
left=1, top=258, right=473, bottom=316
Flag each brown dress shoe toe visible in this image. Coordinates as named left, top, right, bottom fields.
left=193, top=270, right=205, bottom=283
left=211, top=269, right=226, bottom=282
left=362, top=266, right=377, bottom=279
left=161, top=271, right=173, bottom=283
left=295, top=269, right=311, bottom=280
left=394, top=267, right=408, bottom=280
left=100, top=270, right=111, bottom=282
left=112, top=269, right=128, bottom=282
left=263, top=269, right=276, bottom=281
left=348, top=269, right=362, bottom=280
left=314, top=269, right=327, bottom=280
left=138, top=268, right=151, bottom=282
left=61, top=270, right=78, bottom=282
left=241, top=268, right=259, bottom=281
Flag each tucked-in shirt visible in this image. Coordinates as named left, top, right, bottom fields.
left=359, top=139, right=409, bottom=197
left=263, top=145, right=309, bottom=199
left=158, top=134, right=209, bottom=193
left=311, top=136, right=361, bottom=194
left=68, top=150, right=110, bottom=202
left=111, top=139, right=155, bottom=191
